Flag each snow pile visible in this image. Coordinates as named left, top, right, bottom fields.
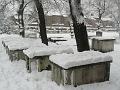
left=29, top=39, right=46, bottom=47
left=23, top=46, right=74, bottom=58
left=50, top=51, right=113, bottom=69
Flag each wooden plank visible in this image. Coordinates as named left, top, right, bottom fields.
left=104, top=62, right=110, bottom=81
left=92, top=39, right=114, bottom=52
left=37, top=56, right=50, bottom=72
left=51, top=61, right=112, bottom=86
left=25, top=55, right=31, bottom=73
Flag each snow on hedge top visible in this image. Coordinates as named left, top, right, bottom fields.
left=50, top=51, right=113, bottom=69
left=23, top=46, right=74, bottom=58
left=92, top=36, right=116, bottom=40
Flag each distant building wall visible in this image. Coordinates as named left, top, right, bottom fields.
left=26, top=15, right=116, bottom=33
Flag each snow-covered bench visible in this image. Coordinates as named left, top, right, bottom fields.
left=50, top=51, right=112, bottom=87
left=2, top=36, right=45, bottom=62
left=23, top=46, right=73, bottom=73
left=7, top=41, right=45, bottom=61
left=96, top=31, right=102, bottom=36
left=48, top=37, right=67, bottom=43
left=92, top=37, right=115, bottom=52
left=25, top=33, right=37, bottom=38
left=6, top=40, right=29, bottom=61
left=25, top=31, right=37, bottom=38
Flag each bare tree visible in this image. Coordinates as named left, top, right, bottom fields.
left=0, top=0, right=13, bottom=33
left=90, top=0, right=107, bottom=30
left=69, top=0, right=90, bottom=52
left=112, top=0, right=120, bottom=36
left=16, top=0, right=32, bottom=37
left=34, top=0, right=48, bottom=45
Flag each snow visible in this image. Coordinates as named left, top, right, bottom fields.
left=1, top=35, right=46, bottom=50
left=0, top=32, right=120, bottom=90
left=2, top=38, right=29, bottom=50
left=23, top=46, right=74, bottom=58
left=50, top=51, right=112, bottom=69
left=102, top=17, right=112, bottom=21
left=8, top=42, right=29, bottom=50
left=91, top=36, right=116, bottom=40
left=1, top=35, right=22, bottom=44
left=71, top=0, right=85, bottom=24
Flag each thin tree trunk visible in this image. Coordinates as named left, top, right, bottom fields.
left=69, top=0, right=90, bottom=52
left=18, top=0, right=25, bottom=37
left=34, top=0, right=48, bottom=45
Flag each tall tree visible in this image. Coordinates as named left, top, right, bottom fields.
left=0, top=0, right=12, bottom=33
left=113, top=0, right=120, bottom=37
left=83, top=0, right=111, bottom=30
left=17, top=0, right=25, bottom=37
left=94, top=0, right=106, bottom=30
left=17, top=0, right=32, bottom=37
left=69, top=0, right=90, bottom=52
left=34, top=0, right=48, bottom=45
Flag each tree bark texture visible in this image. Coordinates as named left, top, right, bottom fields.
left=18, top=0, right=25, bottom=37
left=34, top=0, right=48, bottom=45
left=69, top=0, right=90, bottom=52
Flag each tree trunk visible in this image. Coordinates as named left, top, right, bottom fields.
left=69, top=0, right=90, bottom=52
left=17, top=0, right=25, bottom=37
left=34, top=0, right=48, bottom=45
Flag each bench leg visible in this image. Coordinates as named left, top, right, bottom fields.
left=26, top=58, right=31, bottom=73
left=9, top=51, right=14, bottom=62
left=37, top=60, right=43, bottom=72
left=37, top=56, right=50, bottom=72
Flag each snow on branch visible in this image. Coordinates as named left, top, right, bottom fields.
left=71, top=0, right=84, bottom=24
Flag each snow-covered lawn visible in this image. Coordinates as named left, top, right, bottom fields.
left=0, top=32, right=120, bottom=90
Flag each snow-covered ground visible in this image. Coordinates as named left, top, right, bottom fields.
left=0, top=32, right=120, bottom=90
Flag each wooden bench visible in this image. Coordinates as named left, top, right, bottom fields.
left=23, top=46, right=73, bottom=73
left=48, top=37, right=67, bottom=43
left=96, top=31, right=102, bottom=36
left=25, top=33, right=37, bottom=38
left=2, top=36, right=48, bottom=68
left=92, top=37, right=115, bottom=52
left=50, top=51, right=112, bottom=87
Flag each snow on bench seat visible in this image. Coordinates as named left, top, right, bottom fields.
left=50, top=51, right=113, bottom=69
left=1, top=35, right=22, bottom=43
left=8, top=42, right=29, bottom=50
left=5, top=38, right=45, bottom=50
left=23, top=45, right=74, bottom=58
left=2, top=35, right=22, bottom=47
left=91, top=36, right=116, bottom=40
